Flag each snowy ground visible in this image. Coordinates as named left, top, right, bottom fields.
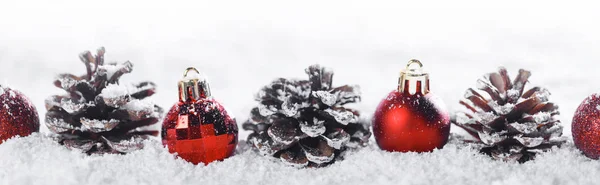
left=1, top=134, right=598, bottom=185
left=1, top=1, right=600, bottom=185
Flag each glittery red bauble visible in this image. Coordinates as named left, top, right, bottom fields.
left=162, top=99, right=238, bottom=165
left=572, top=94, right=600, bottom=159
left=372, top=90, right=450, bottom=152
left=0, top=86, right=39, bottom=144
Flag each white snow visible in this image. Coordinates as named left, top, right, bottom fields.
left=281, top=97, right=300, bottom=117
left=509, top=122, right=537, bottom=134
left=303, top=148, right=335, bottom=164
left=100, top=84, right=130, bottom=107
left=97, top=61, right=133, bottom=80
left=312, top=91, right=337, bottom=106
left=57, top=77, right=77, bottom=89
left=59, top=98, right=88, bottom=114
left=257, top=104, right=277, bottom=116
left=1, top=134, right=599, bottom=185
left=532, top=112, right=552, bottom=123
left=474, top=112, right=498, bottom=124
left=491, top=102, right=515, bottom=115
left=507, top=89, right=521, bottom=102
left=2, top=2, right=600, bottom=185
left=102, top=136, right=145, bottom=153
left=79, top=118, right=120, bottom=133
left=121, top=99, right=154, bottom=112
left=300, top=118, right=326, bottom=137
left=535, top=88, right=551, bottom=102
left=100, top=84, right=129, bottom=99
left=478, top=131, right=508, bottom=146
left=322, top=133, right=350, bottom=150
left=324, top=108, right=358, bottom=125
left=266, top=126, right=296, bottom=146
left=46, top=118, right=78, bottom=133
left=121, top=98, right=159, bottom=119
left=514, top=136, right=544, bottom=148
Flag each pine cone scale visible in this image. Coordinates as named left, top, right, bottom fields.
left=280, top=149, right=309, bottom=167
left=300, top=138, right=335, bottom=164
left=489, top=72, right=507, bottom=94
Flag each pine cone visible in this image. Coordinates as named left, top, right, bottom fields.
left=242, top=64, right=371, bottom=167
left=452, top=67, right=566, bottom=163
left=45, top=47, right=163, bottom=154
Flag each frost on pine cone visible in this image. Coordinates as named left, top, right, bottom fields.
left=452, top=67, right=566, bottom=163
left=242, top=64, right=371, bottom=167
left=45, top=47, right=163, bottom=154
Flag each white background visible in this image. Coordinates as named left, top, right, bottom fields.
left=1, top=1, right=600, bottom=184
left=2, top=1, right=599, bottom=138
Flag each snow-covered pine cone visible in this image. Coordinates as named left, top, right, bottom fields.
left=45, top=47, right=163, bottom=154
left=242, top=64, right=371, bottom=167
left=452, top=67, right=566, bottom=163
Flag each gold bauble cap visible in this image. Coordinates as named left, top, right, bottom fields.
left=398, top=59, right=430, bottom=95
left=178, top=67, right=211, bottom=102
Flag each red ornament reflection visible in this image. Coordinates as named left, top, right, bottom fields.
left=0, top=86, right=39, bottom=143
left=161, top=67, right=238, bottom=165
left=372, top=59, right=450, bottom=153
left=373, top=91, right=450, bottom=152
left=572, top=94, right=600, bottom=159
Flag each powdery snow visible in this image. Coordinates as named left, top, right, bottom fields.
left=2, top=2, right=600, bottom=185
left=79, top=118, right=119, bottom=133
left=100, top=84, right=129, bottom=99
left=300, top=118, right=326, bottom=137
left=312, top=91, right=337, bottom=106
left=324, top=108, right=358, bottom=125
left=121, top=98, right=159, bottom=119
left=96, top=61, right=133, bottom=80
left=0, top=134, right=598, bottom=185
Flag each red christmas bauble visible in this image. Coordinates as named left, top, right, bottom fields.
left=162, top=67, right=238, bottom=165
left=0, top=86, right=39, bottom=144
left=372, top=60, right=450, bottom=152
left=572, top=94, right=600, bottom=159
